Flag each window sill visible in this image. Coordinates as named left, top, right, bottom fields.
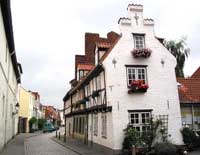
left=128, top=88, right=148, bottom=94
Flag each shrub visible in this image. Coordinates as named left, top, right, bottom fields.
left=181, top=127, right=198, bottom=149
left=154, top=142, right=177, bottom=155
left=29, top=117, right=37, bottom=133
left=29, top=117, right=37, bottom=124
left=38, top=118, right=46, bottom=130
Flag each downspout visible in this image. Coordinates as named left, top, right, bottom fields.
left=191, top=104, right=194, bottom=129
left=103, top=69, right=107, bottom=106
left=91, top=112, right=93, bottom=146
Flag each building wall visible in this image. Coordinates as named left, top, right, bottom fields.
left=19, top=87, right=33, bottom=132
left=87, top=112, right=114, bottom=149
left=0, top=4, right=19, bottom=150
left=102, top=6, right=183, bottom=150
left=65, top=117, right=73, bottom=137
left=19, top=87, right=31, bottom=118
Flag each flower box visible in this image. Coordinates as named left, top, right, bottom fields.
left=84, top=97, right=90, bottom=102
left=76, top=99, right=86, bottom=105
left=92, top=90, right=100, bottom=98
left=128, top=80, right=149, bottom=94
left=131, top=48, right=152, bottom=58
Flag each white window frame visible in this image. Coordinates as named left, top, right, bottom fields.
left=129, top=112, right=151, bottom=134
left=133, top=34, right=145, bottom=49
left=126, top=67, right=147, bottom=86
left=101, top=113, right=107, bottom=138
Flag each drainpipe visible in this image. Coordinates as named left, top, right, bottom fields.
left=191, top=105, right=194, bottom=129
left=91, top=113, right=93, bottom=146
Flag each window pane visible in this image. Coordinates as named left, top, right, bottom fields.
left=134, top=35, right=144, bottom=49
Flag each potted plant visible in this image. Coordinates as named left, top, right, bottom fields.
left=92, top=90, right=100, bottom=98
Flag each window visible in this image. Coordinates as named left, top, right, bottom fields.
left=133, top=34, right=145, bottom=49
left=129, top=112, right=151, bottom=134
left=101, top=113, right=107, bottom=138
left=127, top=67, right=147, bottom=86
left=94, top=114, right=98, bottom=136
left=80, top=70, right=84, bottom=79
left=97, top=76, right=101, bottom=90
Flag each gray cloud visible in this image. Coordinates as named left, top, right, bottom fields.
left=11, top=0, right=200, bottom=109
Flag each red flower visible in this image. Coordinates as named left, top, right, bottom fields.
left=128, top=80, right=149, bottom=93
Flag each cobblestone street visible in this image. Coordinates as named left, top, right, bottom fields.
left=0, top=132, right=80, bottom=155
left=24, top=132, right=79, bottom=155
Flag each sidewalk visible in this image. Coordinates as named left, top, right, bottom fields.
left=188, top=149, right=200, bottom=155
left=0, top=132, right=41, bottom=155
left=52, top=135, right=105, bottom=155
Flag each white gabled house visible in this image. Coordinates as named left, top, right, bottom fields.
left=63, top=4, right=183, bottom=154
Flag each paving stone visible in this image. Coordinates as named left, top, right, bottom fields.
left=24, top=132, right=79, bottom=155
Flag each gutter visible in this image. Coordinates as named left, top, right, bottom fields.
left=0, top=0, right=22, bottom=83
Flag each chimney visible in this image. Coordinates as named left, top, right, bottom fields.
left=107, top=31, right=120, bottom=43
left=85, top=33, right=99, bottom=64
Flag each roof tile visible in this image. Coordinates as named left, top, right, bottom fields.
left=177, top=77, right=200, bottom=103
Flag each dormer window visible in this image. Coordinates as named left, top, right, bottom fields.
left=133, top=34, right=145, bottom=49
left=77, top=70, right=89, bottom=80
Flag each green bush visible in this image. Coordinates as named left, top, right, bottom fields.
left=29, top=117, right=37, bottom=124
left=181, top=127, right=198, bottom=149
left=38, top=118, right=46, bottom=130
left=29, top=117, right=37, bottom=133
left=154, top=142, right=177, bottom=155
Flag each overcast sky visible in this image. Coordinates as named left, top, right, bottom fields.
left=11, top=0, right=200, bottom=109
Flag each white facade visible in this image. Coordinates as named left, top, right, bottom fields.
left=64, top=4, right=183, bottom=154
left=102, top=5, right=183, bottom=149
left=0, top=2, right=21, bottom=151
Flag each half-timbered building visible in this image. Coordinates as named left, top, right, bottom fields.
left=63, top=4, right=183, bottom=154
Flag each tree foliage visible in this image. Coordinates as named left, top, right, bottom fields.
left=164, top=37, right=190, bottom=77
left=29, top=117, right=37, bottom=124
left=38, top=118, right=46, bottom=130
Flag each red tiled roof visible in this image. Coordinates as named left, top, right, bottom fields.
left=45, top=106, right=60, bottom=120
left=177, top=77, right=200, bottom=103
left=191, top=67, right=200, bottom=78
left=77, top=64, right=94, bottom=70
left=100, top=36, right=121, bottom=62
left=96, top=41, right=111, bottom=48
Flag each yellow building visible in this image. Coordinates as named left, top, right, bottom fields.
left=18, top=87, right=33, bottom=133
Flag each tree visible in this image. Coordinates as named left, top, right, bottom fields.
left=164, top=37, right=190, bottom=77
left=38, top=118, right=46, bottom=130
left=29, top=117, right=37, bottom=133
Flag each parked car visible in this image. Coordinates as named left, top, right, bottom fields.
left=43, top=123, right=56, bottom=133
